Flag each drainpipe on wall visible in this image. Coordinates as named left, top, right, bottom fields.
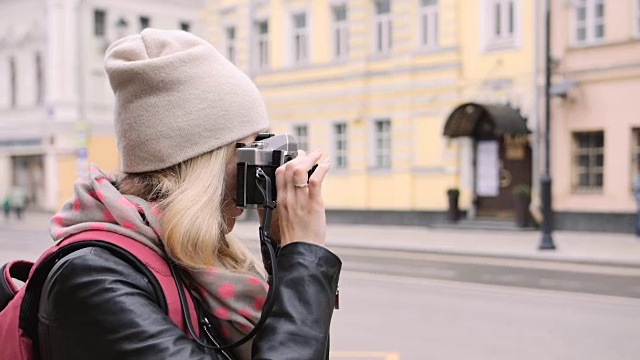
left=75, top=0, right=89, bottom=178
left=248, top=0, right=255, bottom=78
left=44, top=0, right=57, bottom=211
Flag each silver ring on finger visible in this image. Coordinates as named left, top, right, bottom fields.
left=293, top=183, right=309, bottom=189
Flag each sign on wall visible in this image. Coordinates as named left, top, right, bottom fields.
left=504, top=134, right=528, bottom=160
left=75, top=122, right=90, bottom=177
left=476, top=140, right=499, bottom=197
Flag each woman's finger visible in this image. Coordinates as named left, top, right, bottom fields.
left=309, top=158, right=331, bottom=201
left=283, top=149, right=307, bottom=174
left=288, top=150, right=322, bottom=185
left=275, top=165, right=287, bottom=207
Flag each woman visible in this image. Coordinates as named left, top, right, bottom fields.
left=38, top=29, right=341, bottom=359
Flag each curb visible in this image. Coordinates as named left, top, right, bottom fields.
left=327, top=243, right=640, bottom=269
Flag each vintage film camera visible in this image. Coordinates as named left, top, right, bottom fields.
left=236, top=133, right=301, bottom=208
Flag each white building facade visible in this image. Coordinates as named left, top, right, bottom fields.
left=0, top=0, right=203, bottom=210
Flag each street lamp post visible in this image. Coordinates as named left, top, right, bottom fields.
left=539, top=0, right=555, bottom=250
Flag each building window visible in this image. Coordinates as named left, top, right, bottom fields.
left=181, top=22, right=191, bottom=32
left=575, top=0, right=604, bottom=44
left=254, top=20, right=269, bottom=69
left=636, top=0, right=640, bottom=37
left=292, top=13, right=308, bottom=64
left=140, top=16, right=150, bottom=30
left=420, top=0, right=438, bottom=49
left=373, top=0, right=392, bottom=55
left=10, top=57, right=17, bottom=108
left=632, top=129, right=640, bottom=188
left=486, top=0, right=515, bottom=49
left=294, top=125, right=308, bottom=152
left=334, top=123, right=348, bottom=169
left=225, top=26, right=236, bottom=63
left=94, top=9, right=106, bottom=37
left=573, top=131, right=604, bottom=191
left=332, top=4, right=349, bottom=59
left=35, top=53, right=43, bottom=105
left=374, top=119, right=391, bottom=169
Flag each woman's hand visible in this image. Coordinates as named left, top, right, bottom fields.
left=275, top=150, right=331, bottom=247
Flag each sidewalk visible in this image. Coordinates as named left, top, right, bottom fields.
left=0, top=211, right=54, bottom=232
left=4, top=211, right=640, bottom=267
left=232, top=220, right=640, bottom=267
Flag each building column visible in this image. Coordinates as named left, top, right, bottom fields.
left=43, top=150, right=59, bottom=211
left=46, top=0, right=81, bottom=120
left=45, top=0, right=84, bottom=210
left=0, top=155, right=11, bottom=199
left=459, top=137, right=475, bottom=218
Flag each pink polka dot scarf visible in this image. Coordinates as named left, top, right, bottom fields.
left=50, top=165, right=267, bottom=359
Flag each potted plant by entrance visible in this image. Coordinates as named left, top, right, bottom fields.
left=447, top=188, right=460, bottom=223
left=512, top=184, right=531, bottom=228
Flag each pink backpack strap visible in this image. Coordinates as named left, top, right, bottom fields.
left=0, top=261, right=33, bottom=312
left=56, top=231, right=200, bottom=338
left=3, top=261, right=33, bottom=295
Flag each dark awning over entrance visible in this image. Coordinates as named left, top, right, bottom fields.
left=443, top=103, right=530, bottom=138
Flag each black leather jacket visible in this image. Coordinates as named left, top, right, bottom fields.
left=37, top=242, right=341, bottom=360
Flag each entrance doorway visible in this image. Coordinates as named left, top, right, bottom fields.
left=443, top=103, right=532, bottom=219
left=474, top=137, right=532, bottom=217
left=11, top=155, right=45, bottom=209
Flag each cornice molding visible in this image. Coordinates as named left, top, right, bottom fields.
left=0, top=21, right=46, bottom=50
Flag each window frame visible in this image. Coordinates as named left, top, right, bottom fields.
left=372, top=0, right=392, bottom=55
left=9, top=57, right=17, bottom=108
left=35, top=52, right=44, bottom=105
left=291, top=12, right=309, bottom=65
left=139, top=16, right=150, bottom=31
left=631, top=128, right=640, bottom=191
left=484, top=0, right=517, bottom=50
left=419, top=0, right=439, bottom=50
left=573, top=0, right=605, bottom=46
left=373, top=118, right=392, bottom=169
left=331, top=3, right=349, bottom=60
left=94, top=9, right=106, bottom=37
left=634, top=0, right=640, bottom=38
left=293, top=124, right=309, bottom=152
left=225, top=25, right=236, bottom=64
left=333, top=122, right=348, bottom=169
left=572, top=131, right=604, bottom=193
left=254, top=19, right=269, bottom=70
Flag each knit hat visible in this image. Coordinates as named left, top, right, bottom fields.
left=104, top=28, right=269, bottom=173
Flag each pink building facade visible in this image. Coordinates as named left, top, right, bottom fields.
left=549, top=0, right=640, bottom=232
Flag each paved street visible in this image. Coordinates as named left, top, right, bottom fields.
left=333, top=247, right=640, bottom=299
left=2, top=213, right=640, bottom=359
left=331, top=271, right=640, bottom=360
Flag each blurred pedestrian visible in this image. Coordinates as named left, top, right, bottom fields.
left=9, top=187, right=26, bottom=221
left=37, top=28, right=340, bottom=360
left=2, top=195, right=10, bottom=220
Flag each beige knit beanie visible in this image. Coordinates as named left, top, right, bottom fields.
left=104, top=28, right=269, bottom=173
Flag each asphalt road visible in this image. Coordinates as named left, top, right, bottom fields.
left=333, top=246, right=640, bottom=299
left=2, top=226, right=640, bottom=359
left=331, top=271, right=640, bottom=360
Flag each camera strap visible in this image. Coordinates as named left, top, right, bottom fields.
left=255, top=168, right=280, bottom=277
left=169, top=167, right=278, bottom=352
left=169, top=168, right=280, bottom=352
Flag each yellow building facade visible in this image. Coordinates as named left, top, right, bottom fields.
left=204, top=0, right=540, bottom=224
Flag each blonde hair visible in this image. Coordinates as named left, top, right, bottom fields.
left=118, top=144, right=261, bottom=273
